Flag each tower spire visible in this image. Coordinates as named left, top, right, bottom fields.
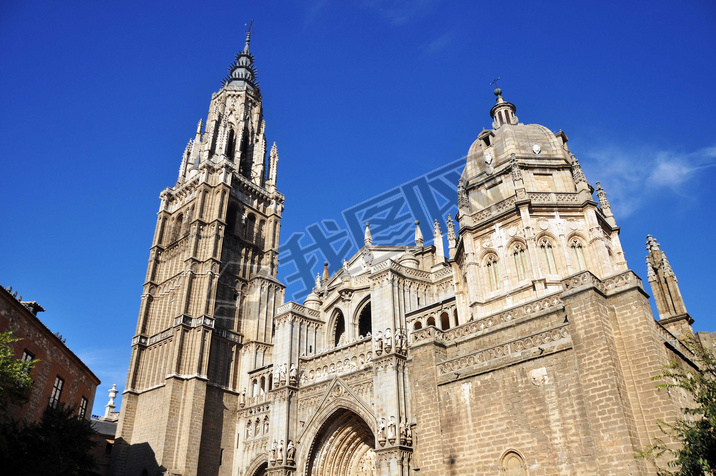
left=222, top=21, right=259, bottom=90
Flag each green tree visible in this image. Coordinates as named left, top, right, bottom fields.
left=642, top=339, right=716, bottom=475
left=0, top=403, right=97, bottom=476
left=0, top=330, right=36, bottom=411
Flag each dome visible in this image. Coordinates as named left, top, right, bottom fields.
left=463, top=122, right=570, bottom=181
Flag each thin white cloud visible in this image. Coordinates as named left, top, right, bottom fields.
left=427, top=30, right=455, bottom=55
left=580, top=144, right=716, bottom=218
left=363, top=0, right=440, bottom=25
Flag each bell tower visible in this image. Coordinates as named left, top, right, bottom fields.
left=113, top=31, right=285, bottom=476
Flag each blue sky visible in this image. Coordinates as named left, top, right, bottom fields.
left=1, top=1, right=714, bottom=416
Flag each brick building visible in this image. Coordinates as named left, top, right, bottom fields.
left=113, top=34, right=710, bottom=476
left=0, top=285, right=100, bottom=423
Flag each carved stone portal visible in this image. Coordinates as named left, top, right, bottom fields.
left=307, top=409, right=376, bottom=476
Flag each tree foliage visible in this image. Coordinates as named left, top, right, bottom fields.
left=0, top=331, right=36, bottom=411
left=642, top=339, right=716, bottom=476
left=0, top=403, right=97, bottom=476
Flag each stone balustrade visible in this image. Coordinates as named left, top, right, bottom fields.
left=299, top=337, right=373, bottom=384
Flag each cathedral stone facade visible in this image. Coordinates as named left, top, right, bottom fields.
left=113, top=35, right=708, bottom=476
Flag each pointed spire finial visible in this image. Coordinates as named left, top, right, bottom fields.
left=646, top=234, right=660, bottom=252
left=244, top=19, right=254, bottom=49
left=364, top=222, right=373, bottom=246
left=414, top=220, right=424, bottom=247
left=433, top=219, right=442, bottom=237
left=323, top=261, right=330, bottom=282
left=490, top=77, right=502, bottom=97
left=446, top=214, right=456, bottom=242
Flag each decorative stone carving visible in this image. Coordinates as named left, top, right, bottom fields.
left=375, top=331, right=384, bottom=356
left=278, top=440, right=284, bottom=464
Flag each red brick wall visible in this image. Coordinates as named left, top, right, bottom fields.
left=0, top=288, right=99, bottom=423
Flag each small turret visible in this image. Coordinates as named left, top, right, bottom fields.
left=446, top=214, right=457, bottom=259
left=433, top=219, right=445, bottom=263
left=645, top=235, right=693, bottom=339
left=364, top=222, right=373, bottom=246
left=490, top=88, right=518, bottom=129
left=414, top=220, right=424, bottom=247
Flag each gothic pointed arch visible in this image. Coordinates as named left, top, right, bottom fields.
left=355, top=297, right=372, bottom=337
left=245, top=457, right=268, bottom=476
left=329, top=308, right=346, bottom=347
left=303, top=407, right=375, bottom=476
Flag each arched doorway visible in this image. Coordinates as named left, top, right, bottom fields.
left=250, top=461, right=267, bottom=476
left=307, top=409, right=375, bottom=476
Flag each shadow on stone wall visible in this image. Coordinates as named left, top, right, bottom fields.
left=111, top=439, right=166, bottom=476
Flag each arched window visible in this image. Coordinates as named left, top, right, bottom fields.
left=258, top=220, right=266, bottom=247
left=570, top=238, right=586, bottom=271
left=226, top=204, right=238, bottom=235
left=357, top=301, right=372, bottom=337
left=226, top=128, right=236, bottom=160
left=426, top=316, right=436, bottom=327
left=440, top=312, right=450, bottom=330
left=486, top=254, right=500, bottom=291
left=245, top=214, right=256, bottom=242
left=172, top=214, right=183, bottom=242
left=501, top=450, right=526, bottom=475
left=239, top=131, right=252, bottom=179
left=252, top=378, right=258, bottom=397
left=332, top=310, right=346, bottom=347
left=157, top=217, right=167, bottom=244
left=512, top=243, right=527, bottom=281
left=413, top=321, right=422, bottom=331
left=453, top=309, right=459, bottom=327
left=260, top=376, right=265, bottom=395
left=538, top=238, right=557, bottom=274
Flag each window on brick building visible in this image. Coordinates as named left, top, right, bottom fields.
left=21, top=349, right=34, bottom=363
left=20, top=349, right=34, bottom=379
left=79, top=397, right=88, bottom=419
left=49, top=376, right=64, bottom=408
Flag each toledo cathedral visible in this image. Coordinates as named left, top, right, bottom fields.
left=112, top=32, right=712, bottom=476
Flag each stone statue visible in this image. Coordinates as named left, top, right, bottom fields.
left=388, top=416, right=396, bottom=442
left=289, top=364, right=298, bottom=386
left=279, top=363, right=287, bottom=385
left=246, top=422, right=252, bottom=439
left=269, top=440, right=277, bottom=464
left=377, top=417, right=386, bottom=440
left=375, top=331, right=384, bottom=355
left=286, top=440, right=296, bottom=464
left=396, top=330, right=405, bottom=354
left=278, top=439, right=284, bottom=463
left=240, top=388, right=246, bottom=408
left=406, top=424, right=413, bottom=445
left=384, top=328, right=393, bottom=353
left=263, top=416, right=269, bottom=434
